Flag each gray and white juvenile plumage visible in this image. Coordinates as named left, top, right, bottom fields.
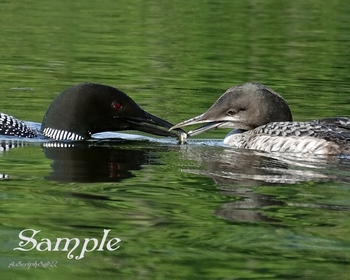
left=170, top=83, right=350, bottom=154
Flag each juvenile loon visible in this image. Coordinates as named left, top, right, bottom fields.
left=0, top=83, right=185, bottom=140
left=170, top=83, right=350, bottom=154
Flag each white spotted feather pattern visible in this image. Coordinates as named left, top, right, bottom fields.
left=224, top=119, right=350, bottom=154
left=0, top=113, right=37, bottom=138
left=0, top=113, right=84, bottom=140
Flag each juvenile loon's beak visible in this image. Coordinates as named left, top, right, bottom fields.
left=122, top=110, right=188, bottom=139
left=170, top=113, right=235, bottom=137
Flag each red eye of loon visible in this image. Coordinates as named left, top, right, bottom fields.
left=111, top=102, right=122, bottom=110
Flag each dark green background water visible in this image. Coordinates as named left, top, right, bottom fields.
left=1, top=1, right=350, bottom=279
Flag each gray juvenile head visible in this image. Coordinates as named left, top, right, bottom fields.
left=170, top=83, right=293, bottom=136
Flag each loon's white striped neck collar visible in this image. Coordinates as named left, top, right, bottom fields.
left=42, top=127, right=84, bottom=141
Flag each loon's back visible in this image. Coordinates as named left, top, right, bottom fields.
left=0, top=113, right=37, bottom=138
left=224, top=117, right=350, bottom=154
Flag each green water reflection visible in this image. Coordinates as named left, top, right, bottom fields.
left=1, top=0, right=350, bottom=279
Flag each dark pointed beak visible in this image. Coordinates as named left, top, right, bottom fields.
left=170, top=114, right=226, bottom=137
left=123, top=111, right=188, bottom=140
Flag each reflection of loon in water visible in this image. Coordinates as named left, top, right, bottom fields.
left=0, top=83, right=185, bottom=140
left=43, top=141, right=159, bottom=183
left=0, top=139, right=165, bottom=183
left=171, top=83, right=350, bottom=154
left=178, top=143, right=350, bottom=223
left=0, top=140, right=30, bottom=179
left=179, top=143, right=350, bottom=185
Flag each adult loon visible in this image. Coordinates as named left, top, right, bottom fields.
left=0, top=83, right=186, bottom=141
left=170, top=83, right=350, bottom=154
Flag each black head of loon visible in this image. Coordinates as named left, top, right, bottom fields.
left=1, top=83, right=185, bottom=140
left=170, top=82, right=350, bottom=154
